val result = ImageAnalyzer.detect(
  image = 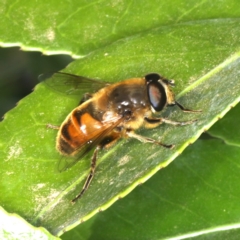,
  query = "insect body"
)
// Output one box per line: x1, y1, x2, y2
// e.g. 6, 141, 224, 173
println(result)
47, 72, 199, 202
